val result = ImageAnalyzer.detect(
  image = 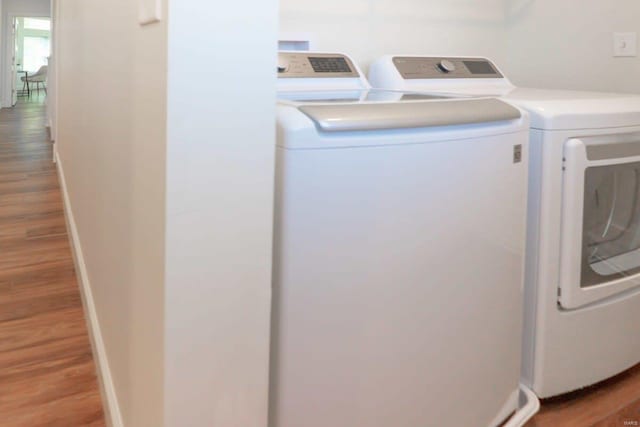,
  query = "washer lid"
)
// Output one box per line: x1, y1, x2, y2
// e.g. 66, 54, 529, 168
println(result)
297, 97, 521, 132
278, 89, 521, 132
